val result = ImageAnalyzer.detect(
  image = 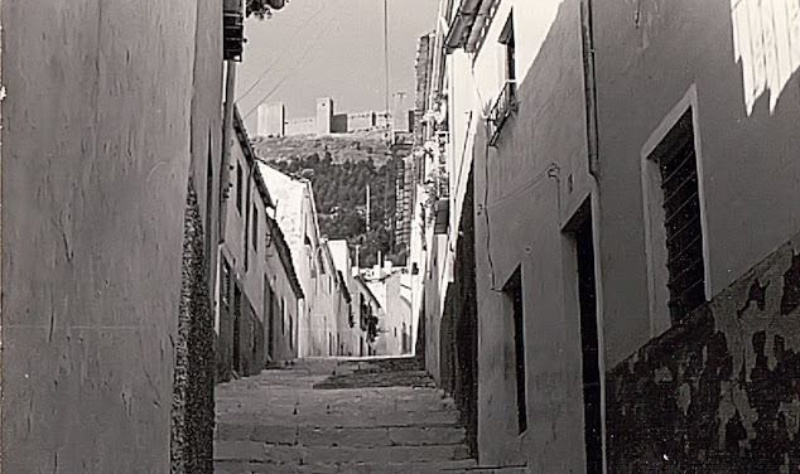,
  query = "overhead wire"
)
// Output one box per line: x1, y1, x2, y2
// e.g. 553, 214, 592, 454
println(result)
235, 2, 329, 104
384, 0, 390, 111
242, 9, 342, 120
